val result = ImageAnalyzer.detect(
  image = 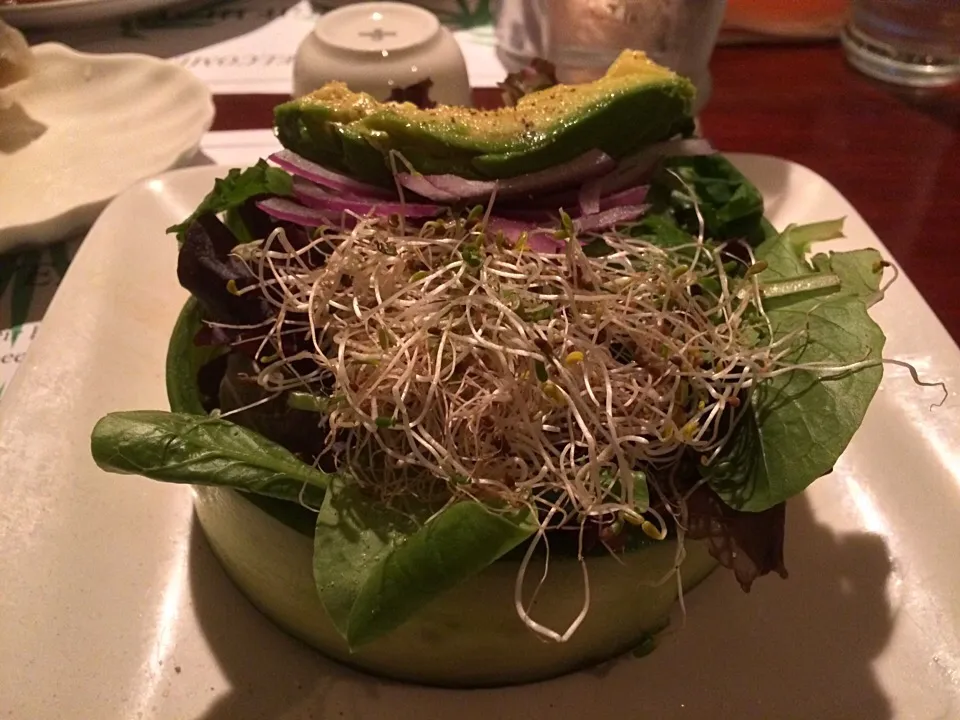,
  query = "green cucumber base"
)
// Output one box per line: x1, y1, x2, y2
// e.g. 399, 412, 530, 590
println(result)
169, 298, 719, 687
